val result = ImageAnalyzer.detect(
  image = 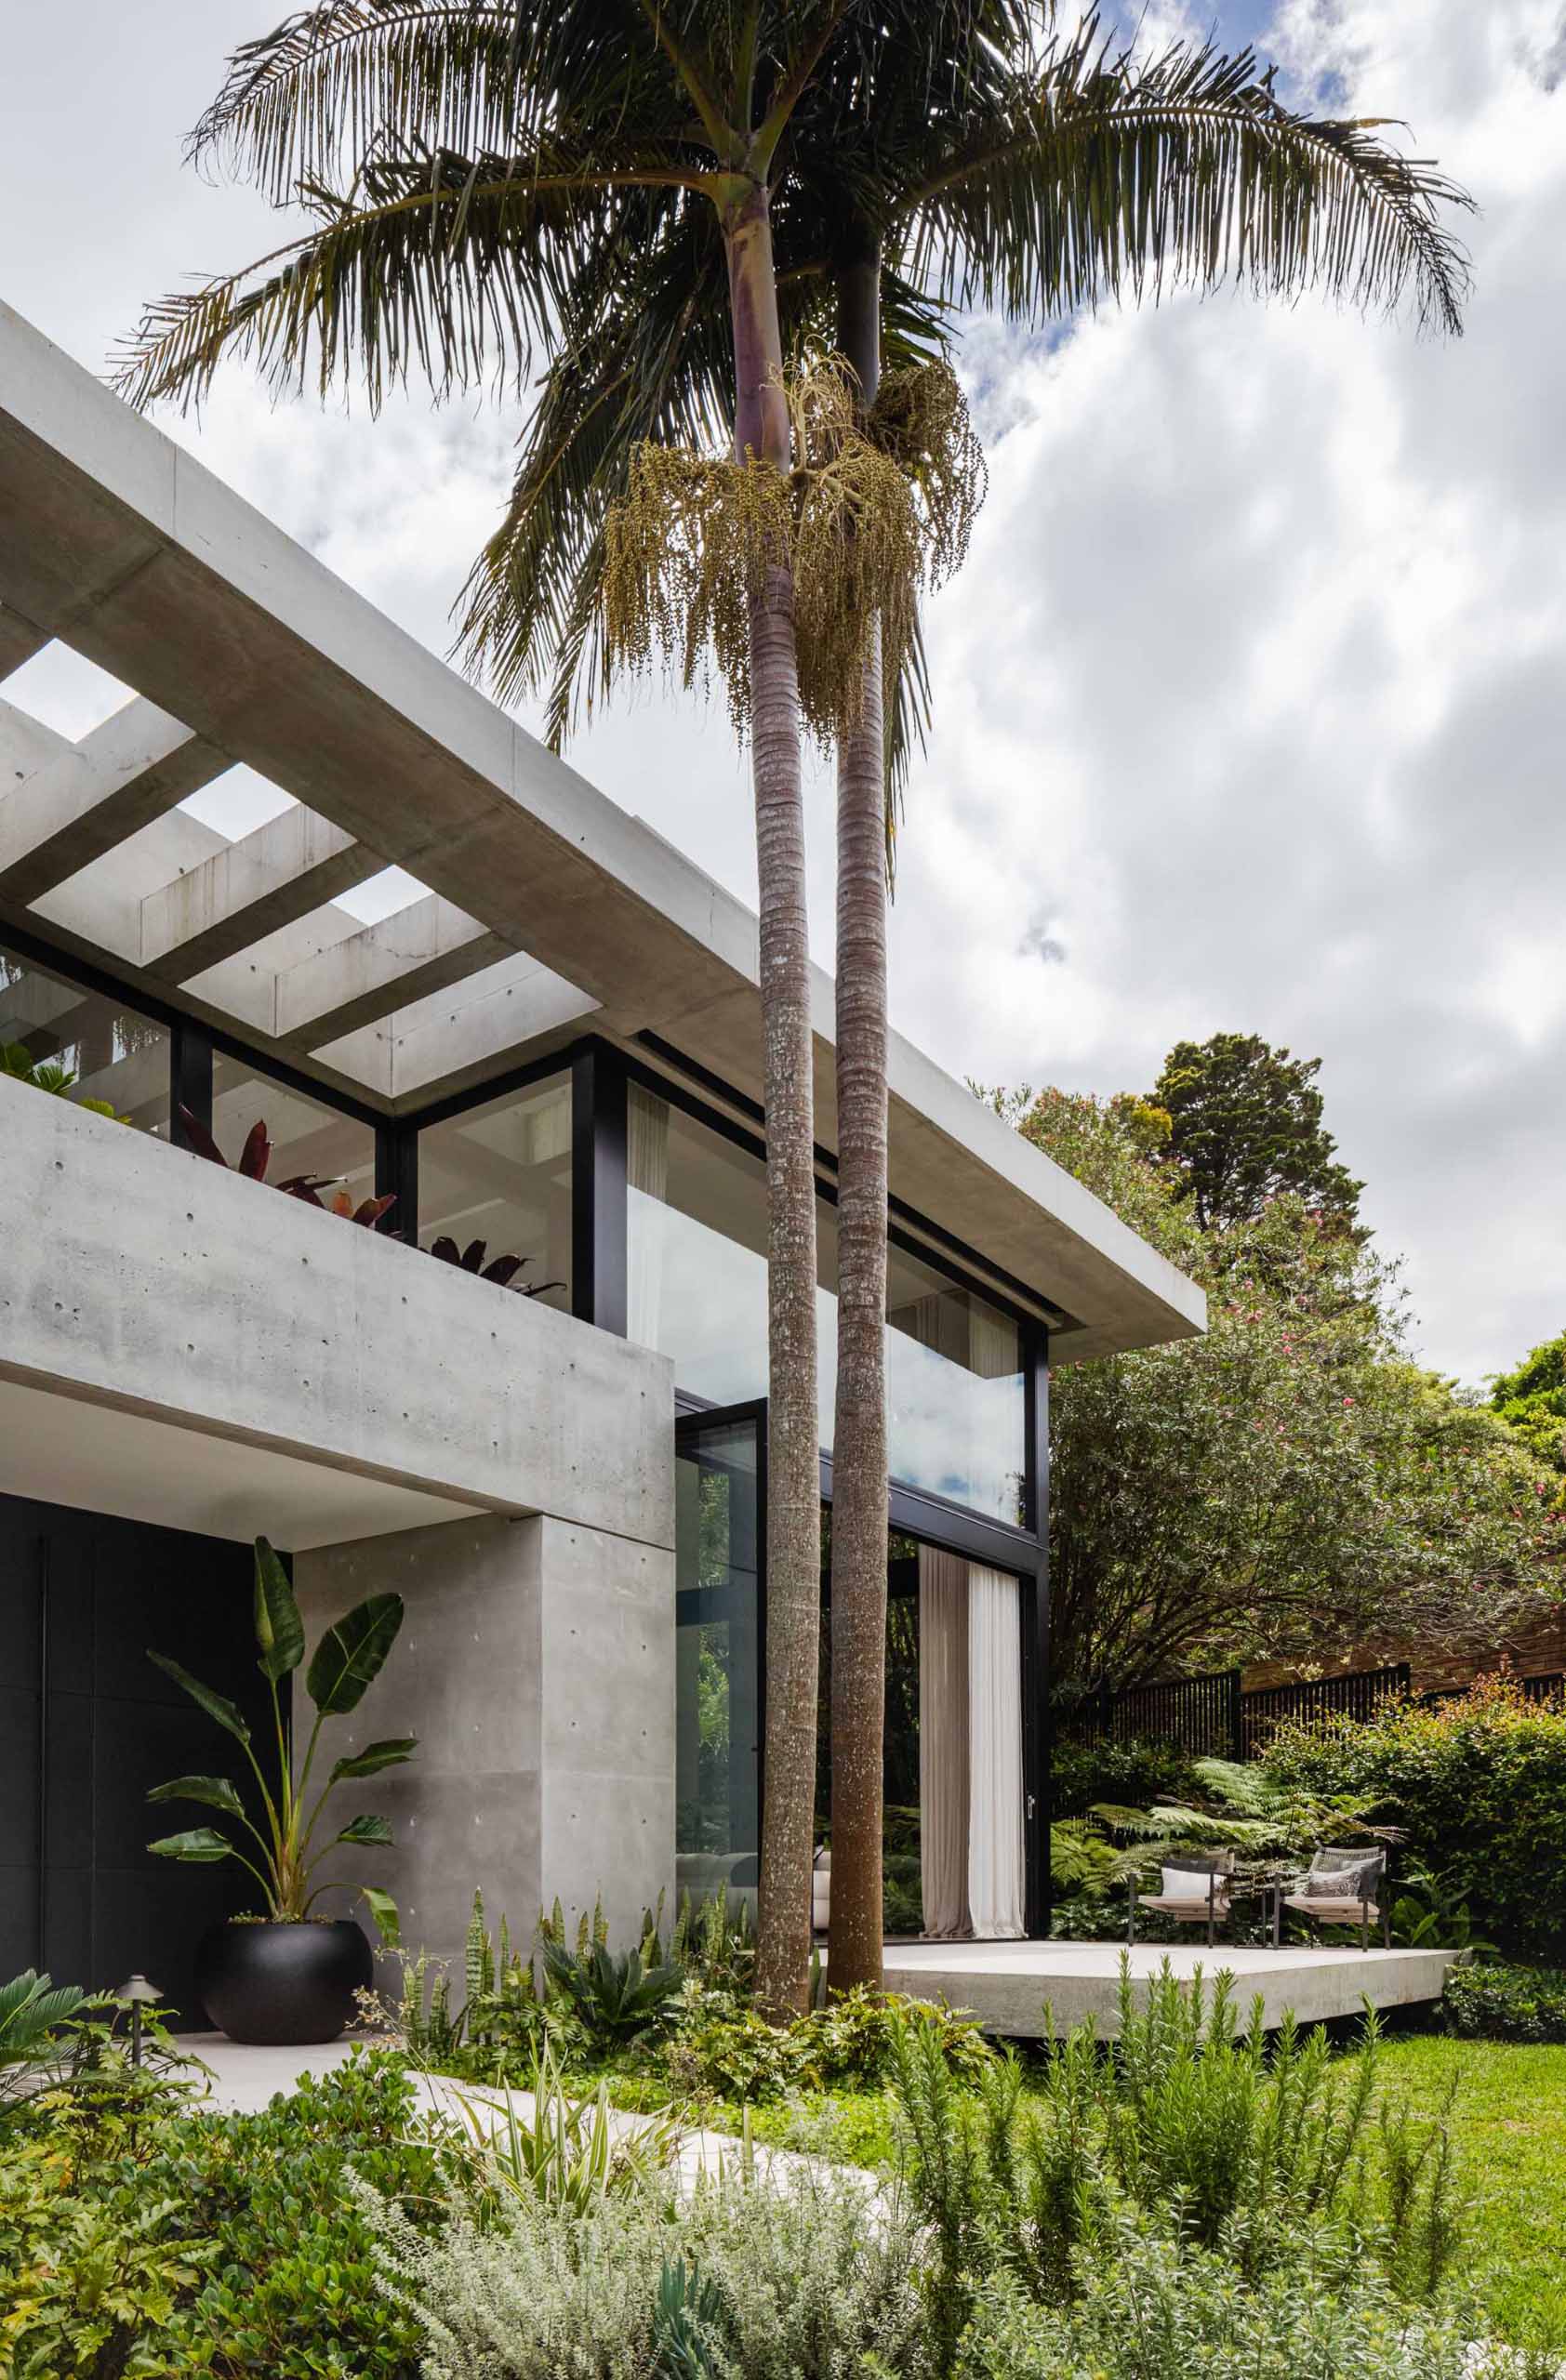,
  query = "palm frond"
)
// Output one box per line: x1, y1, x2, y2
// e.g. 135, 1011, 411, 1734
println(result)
114, 145, 694, 412
190, 3, 522, 198
901, 15, 1472, 337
